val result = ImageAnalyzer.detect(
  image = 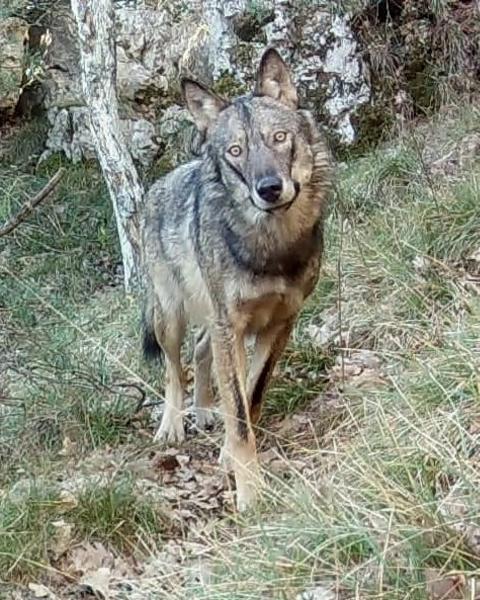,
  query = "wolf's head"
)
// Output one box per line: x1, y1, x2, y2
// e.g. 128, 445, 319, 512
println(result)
182, 49, 328, 216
